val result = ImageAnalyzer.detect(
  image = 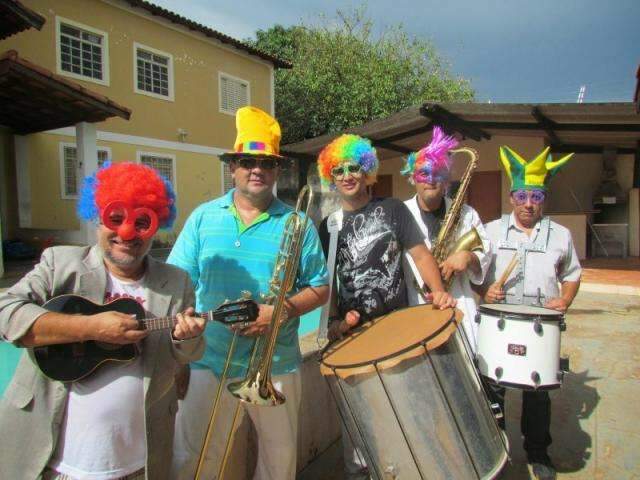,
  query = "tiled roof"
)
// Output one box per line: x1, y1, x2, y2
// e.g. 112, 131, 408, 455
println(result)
123, 0, 292, 69
0, 0, 45, 40
0, 50, 131, 134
